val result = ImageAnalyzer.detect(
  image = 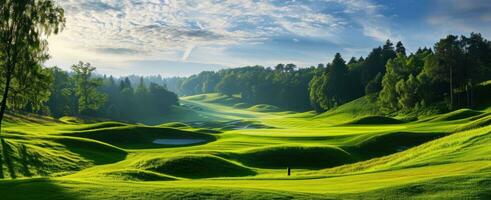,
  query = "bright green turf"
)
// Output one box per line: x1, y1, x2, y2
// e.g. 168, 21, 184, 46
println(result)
0, 93, 490, 199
